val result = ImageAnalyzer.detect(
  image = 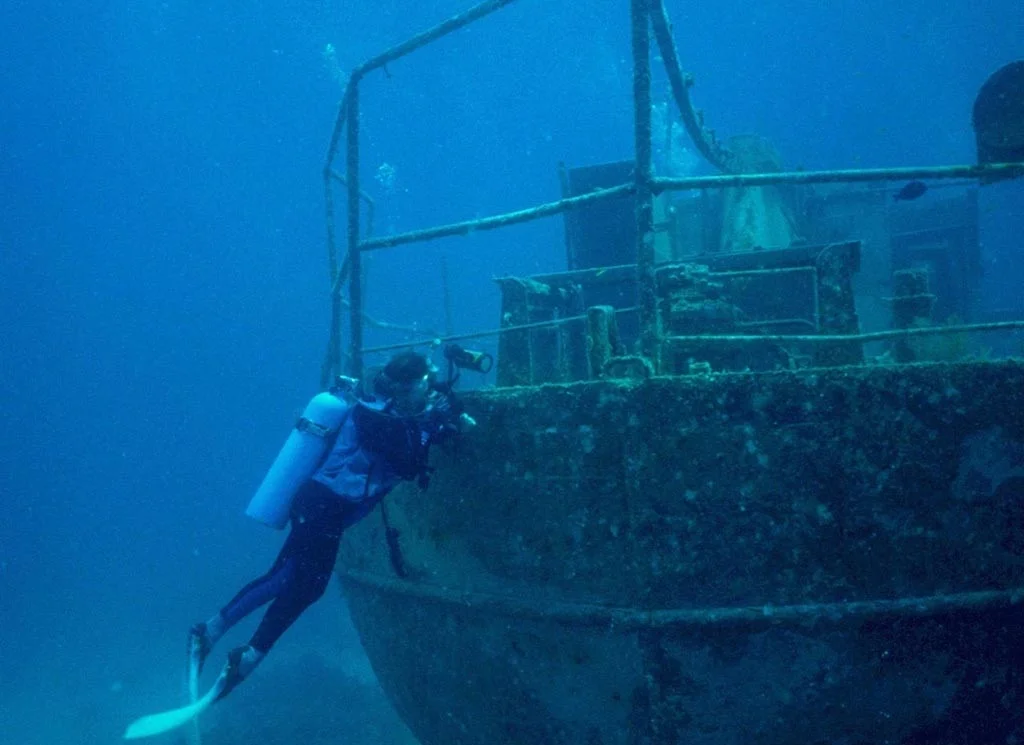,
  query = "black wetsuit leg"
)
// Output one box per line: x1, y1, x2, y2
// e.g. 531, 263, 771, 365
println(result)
217, 481, 350, 653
